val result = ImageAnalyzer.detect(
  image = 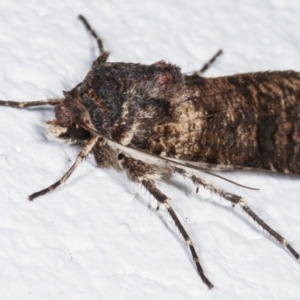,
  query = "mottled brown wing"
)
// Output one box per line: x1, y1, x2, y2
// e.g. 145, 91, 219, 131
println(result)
131, 71, 300, 175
